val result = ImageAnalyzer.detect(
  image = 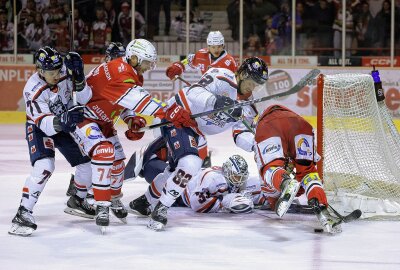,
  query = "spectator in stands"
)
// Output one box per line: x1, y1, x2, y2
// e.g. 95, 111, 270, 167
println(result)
0, 8, 13, 53
17, 0, 36, 33
332, 0, 354, 57
0, 0, 12, 22
227, 0, 252, 41
24, 12, 50, 51
302, 0, 318, 56
374, 0, 391, 54
314, 0, 335, 55
264, 15, 277, 55
90, 5, 111, 50
244, 33, 263, 56
153, 0, 171, 36
251, 0, 278, 45
171, 10, 206, 42
74, 7, 90, 50
354, 1, 374, 55
270, 1, 291, 55
103, 0, 118, 40
118, 1, 145, 46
